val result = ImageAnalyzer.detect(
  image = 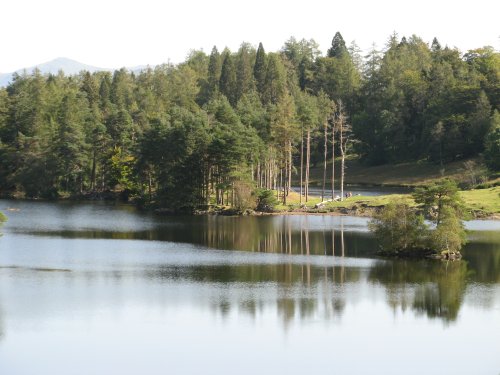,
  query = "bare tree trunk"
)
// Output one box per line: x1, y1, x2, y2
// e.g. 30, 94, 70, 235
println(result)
90, 150, 97, 191
257, 162, 261, 188
340, 145, 345, 201
148, 170, 152, 203
338, 106, 345, 201
300, 128, 304, 205
305, 129, 311, 202
287, 139, 292, 197
331, 124, 335, 200
280, 168, 284, 204
322, 120, 328, 201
